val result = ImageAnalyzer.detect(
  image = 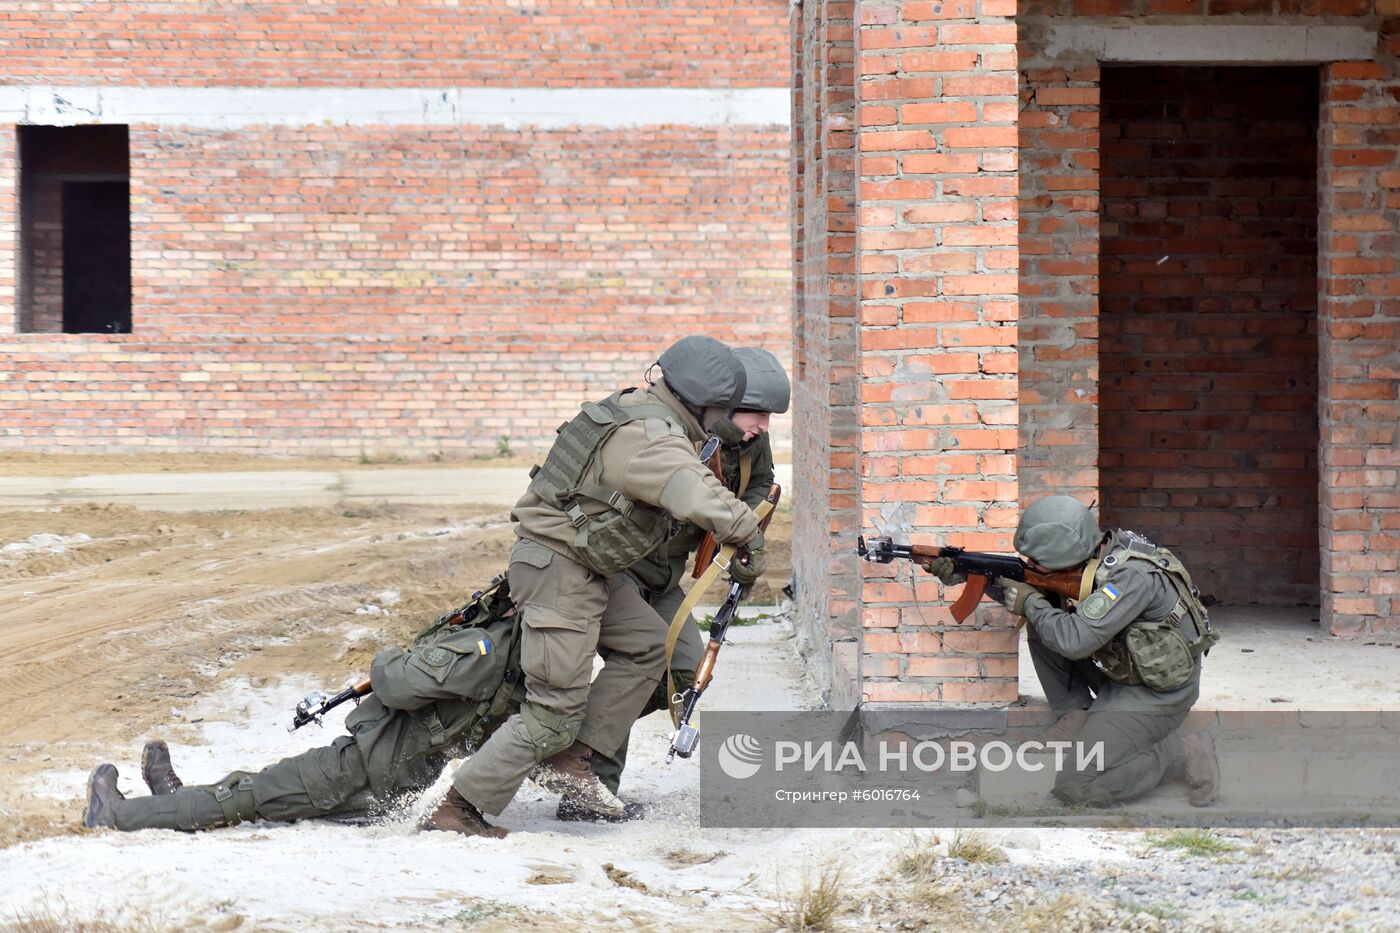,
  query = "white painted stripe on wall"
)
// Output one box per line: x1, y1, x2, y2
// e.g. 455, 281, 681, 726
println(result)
1045, 24, 1377, 64
0, 86, 790, 129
